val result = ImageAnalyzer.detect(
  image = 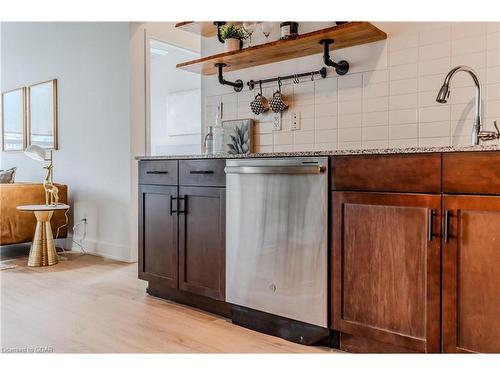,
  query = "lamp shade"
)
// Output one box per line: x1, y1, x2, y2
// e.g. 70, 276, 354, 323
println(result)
24, 145, 47, 162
